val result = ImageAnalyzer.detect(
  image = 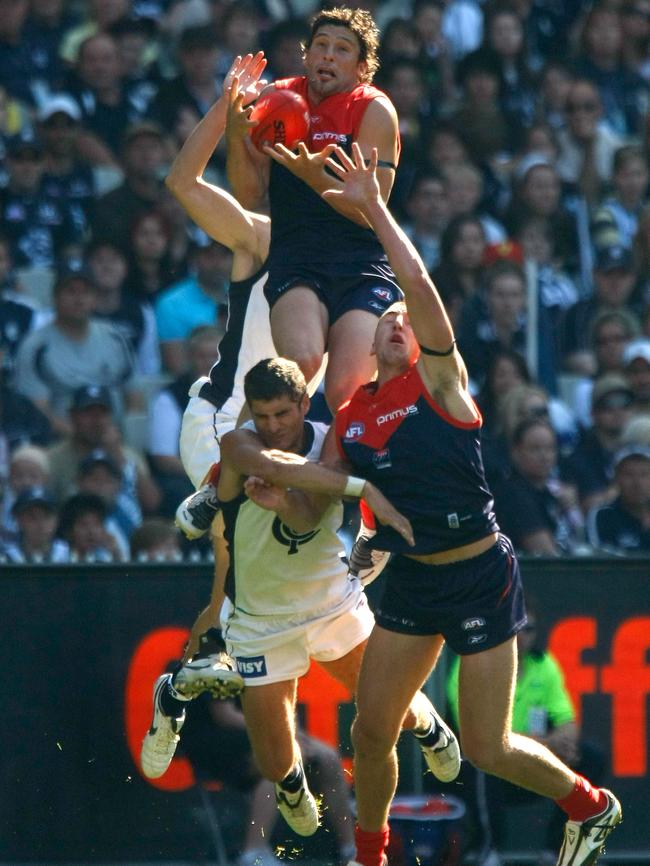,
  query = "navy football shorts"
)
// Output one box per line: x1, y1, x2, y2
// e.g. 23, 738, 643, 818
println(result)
264, 261, 403, 324
374, 534, 527, 654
